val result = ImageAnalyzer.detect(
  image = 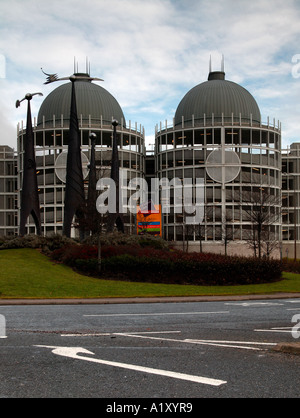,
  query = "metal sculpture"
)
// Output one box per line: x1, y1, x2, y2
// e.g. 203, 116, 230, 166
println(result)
107, 120, 124, 233
86, 132, 100, 235
16, 92, 43, 236
41, 68, 103, 238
